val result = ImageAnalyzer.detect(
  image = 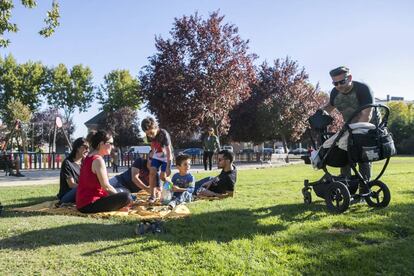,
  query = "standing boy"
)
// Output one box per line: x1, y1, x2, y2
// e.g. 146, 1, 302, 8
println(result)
141, 117, 173, 203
